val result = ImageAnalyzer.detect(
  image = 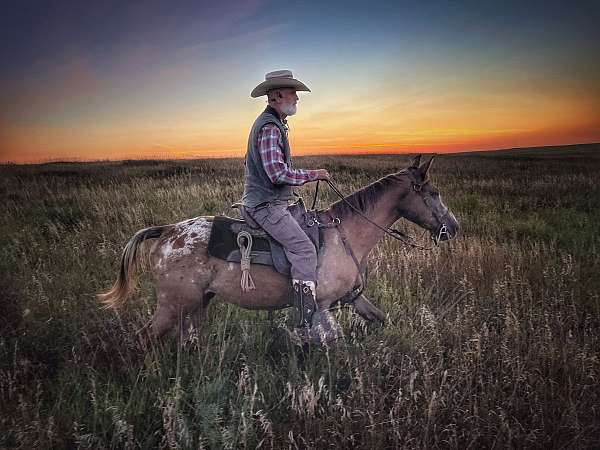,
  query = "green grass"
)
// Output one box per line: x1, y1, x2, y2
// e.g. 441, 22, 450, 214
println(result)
1, 144, 600, 448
